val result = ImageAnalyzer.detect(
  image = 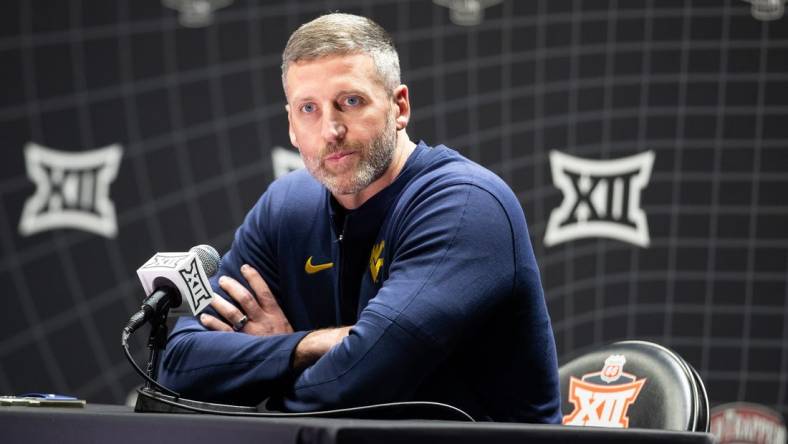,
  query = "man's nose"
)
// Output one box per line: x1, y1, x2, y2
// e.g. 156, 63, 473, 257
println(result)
321, 108, 347, 142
